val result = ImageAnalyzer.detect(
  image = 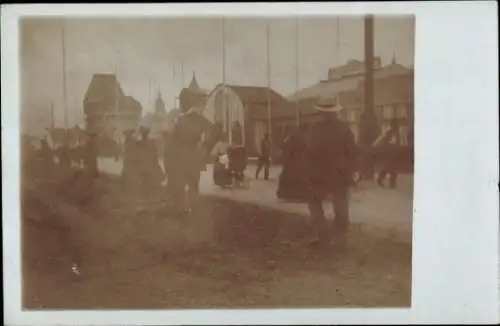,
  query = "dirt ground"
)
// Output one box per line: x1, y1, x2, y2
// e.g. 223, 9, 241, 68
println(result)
22, 176, 412, 309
